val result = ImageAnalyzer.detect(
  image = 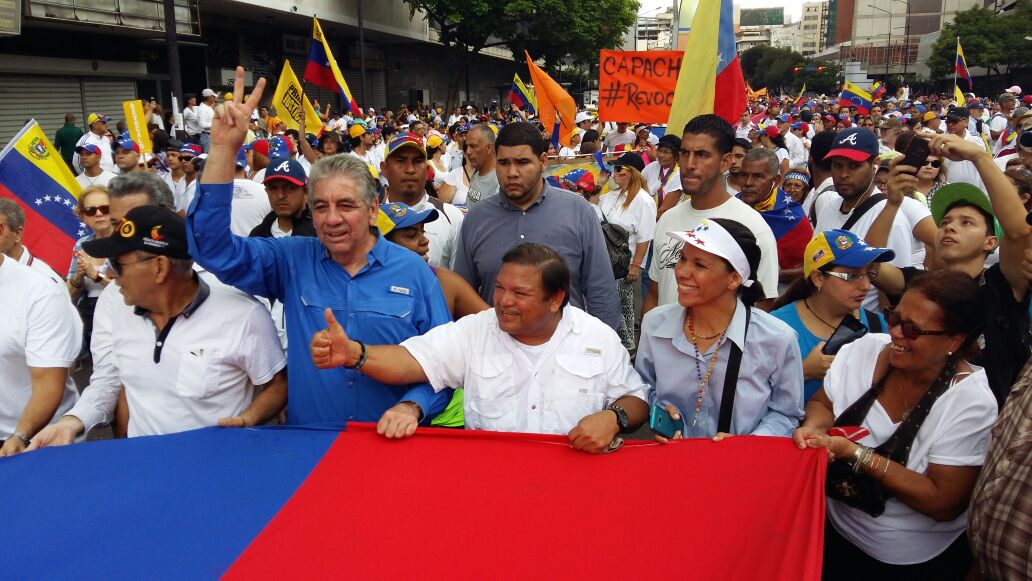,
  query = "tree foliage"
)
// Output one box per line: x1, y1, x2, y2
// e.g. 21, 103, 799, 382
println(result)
927, 0, 1032, 80
740, 45, 841, 94
402, 0, 638, 109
